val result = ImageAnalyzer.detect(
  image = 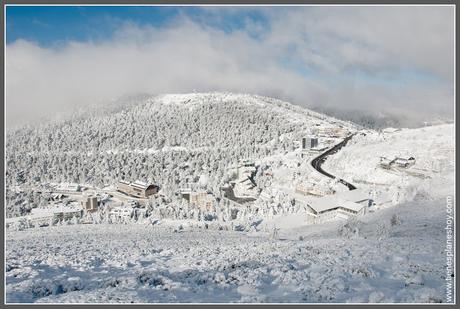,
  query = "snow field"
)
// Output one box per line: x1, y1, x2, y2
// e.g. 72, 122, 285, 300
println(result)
6, 197, 449, 303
